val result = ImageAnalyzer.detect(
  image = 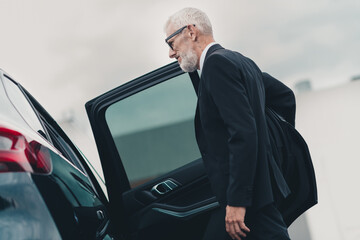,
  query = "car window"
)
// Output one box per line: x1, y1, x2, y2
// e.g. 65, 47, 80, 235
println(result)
3, 76, 47, 136
38, 114, 105, 200
105, 73, 201, 187
44, 120, 86, 173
